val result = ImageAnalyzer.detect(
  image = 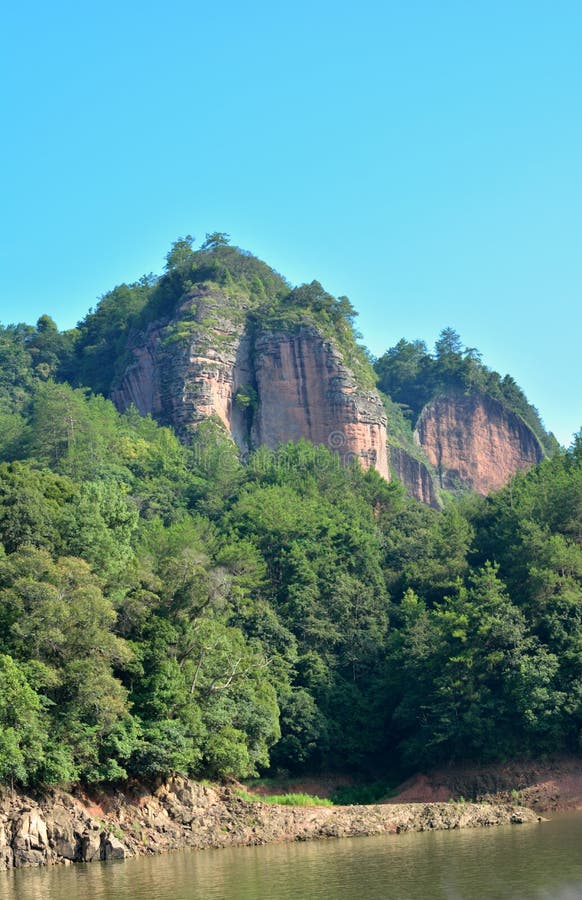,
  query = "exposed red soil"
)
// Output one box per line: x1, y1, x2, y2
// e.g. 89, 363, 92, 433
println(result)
387, 755, 582, 813
243, 756, 582, 814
